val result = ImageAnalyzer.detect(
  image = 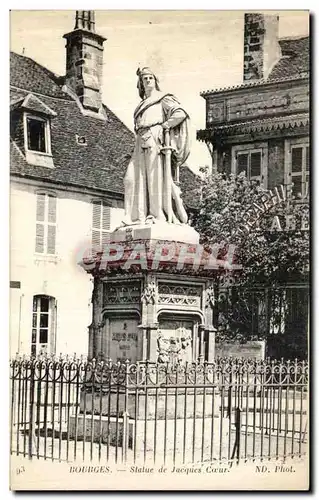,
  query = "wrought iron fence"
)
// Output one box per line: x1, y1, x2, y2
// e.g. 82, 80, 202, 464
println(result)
10, 356, 308, 466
